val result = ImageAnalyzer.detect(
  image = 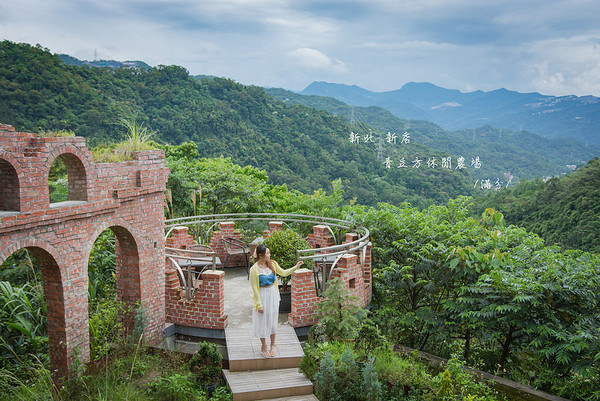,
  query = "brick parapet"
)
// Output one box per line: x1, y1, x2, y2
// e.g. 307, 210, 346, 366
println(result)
289, 248, 372, 328
165, 269, 228, 330
261, 220, 284, 237
208, 221, 245, 267
165, 226, 196, 250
